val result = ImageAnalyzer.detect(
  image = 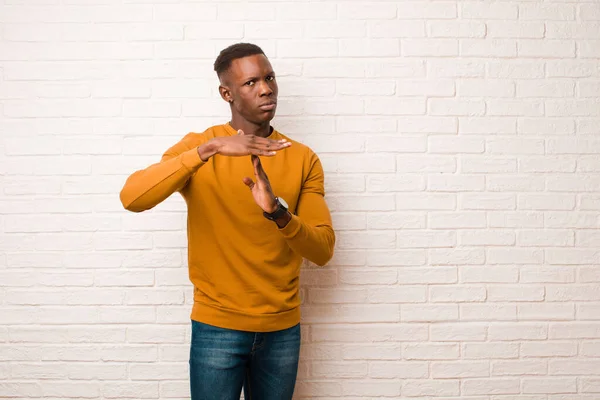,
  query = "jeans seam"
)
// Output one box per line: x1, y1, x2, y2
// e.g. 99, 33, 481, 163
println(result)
245, 366, 253, 400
